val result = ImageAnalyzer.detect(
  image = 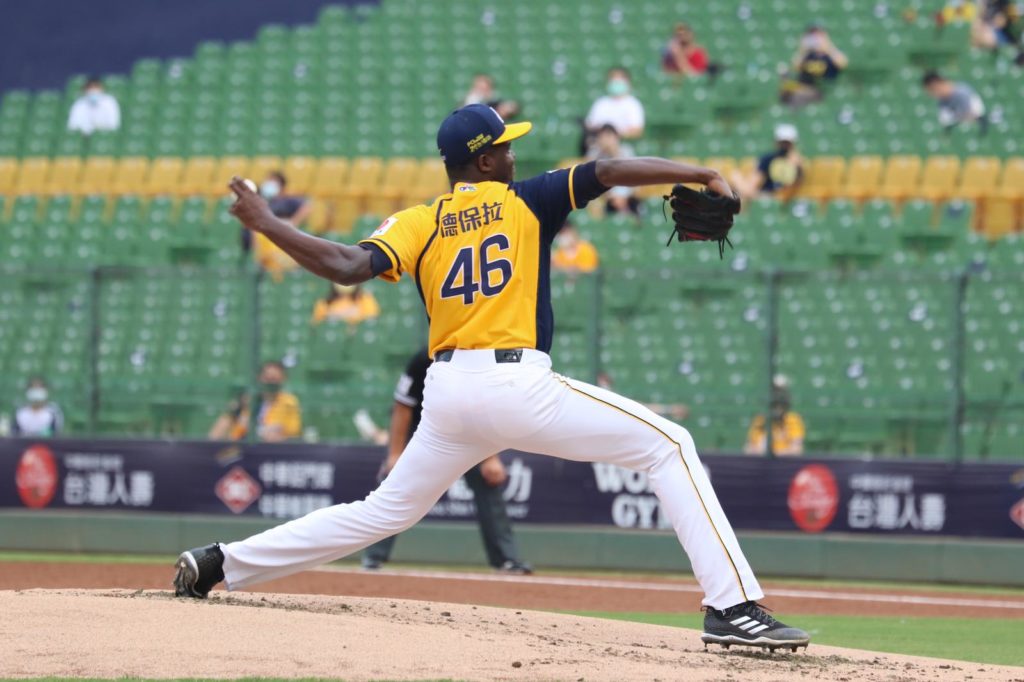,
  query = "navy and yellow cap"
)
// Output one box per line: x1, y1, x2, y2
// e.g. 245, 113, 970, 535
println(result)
436, 104, 532, 166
